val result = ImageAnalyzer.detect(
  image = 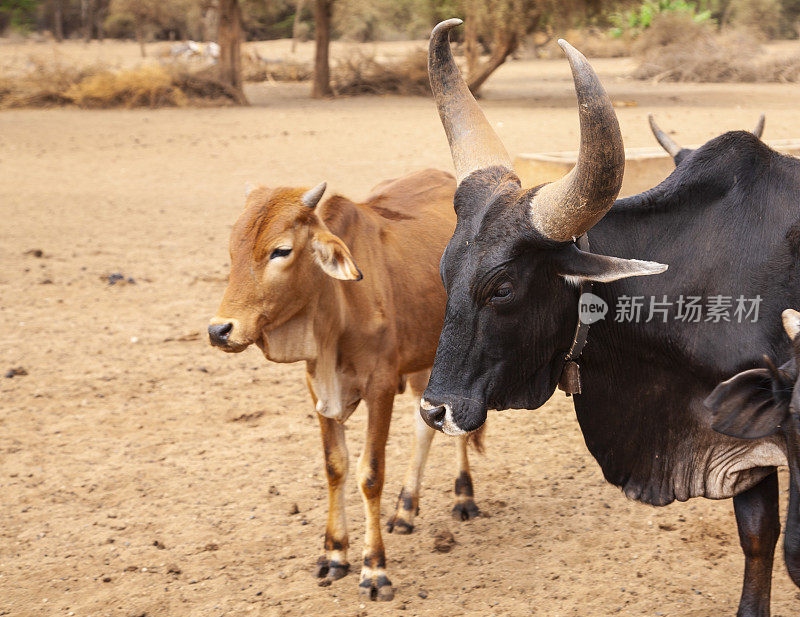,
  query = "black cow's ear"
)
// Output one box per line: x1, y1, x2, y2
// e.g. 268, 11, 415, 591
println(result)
705, 368, 789, 439
555, 246, 667, 284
